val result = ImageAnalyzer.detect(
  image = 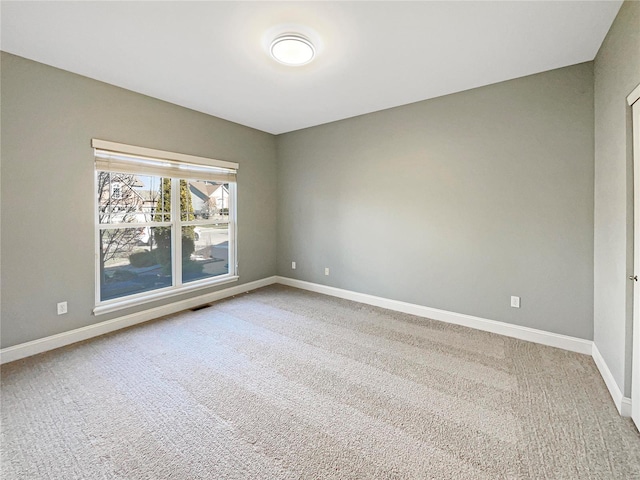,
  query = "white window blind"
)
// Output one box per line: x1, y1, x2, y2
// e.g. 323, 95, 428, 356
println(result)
92, 139, 237, 183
